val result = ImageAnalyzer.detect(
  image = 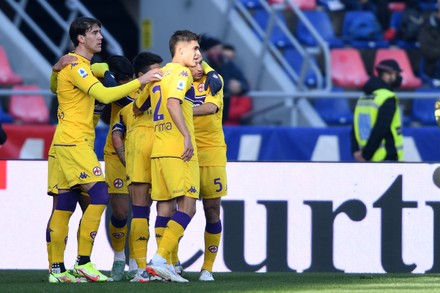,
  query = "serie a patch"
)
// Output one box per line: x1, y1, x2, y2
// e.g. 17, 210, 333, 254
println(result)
77, 68, 88, 78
